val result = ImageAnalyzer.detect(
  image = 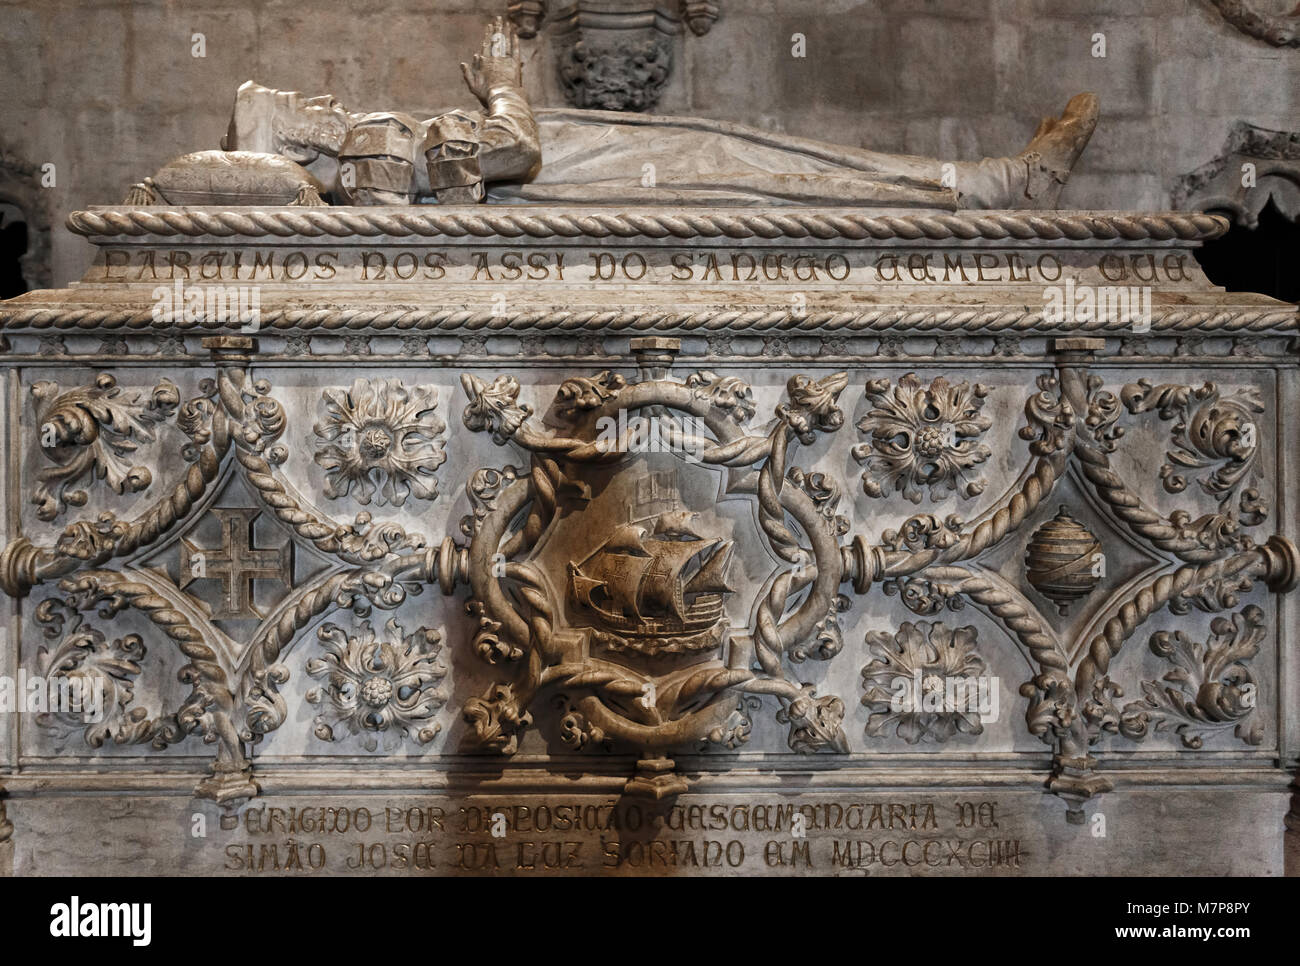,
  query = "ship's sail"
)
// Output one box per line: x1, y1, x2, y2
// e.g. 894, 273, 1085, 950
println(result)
572, 551, 652, 621
640, 538, 718, 620
570, 503, 734, 639
605, 524, 651, 555
684, 540, 734, 596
